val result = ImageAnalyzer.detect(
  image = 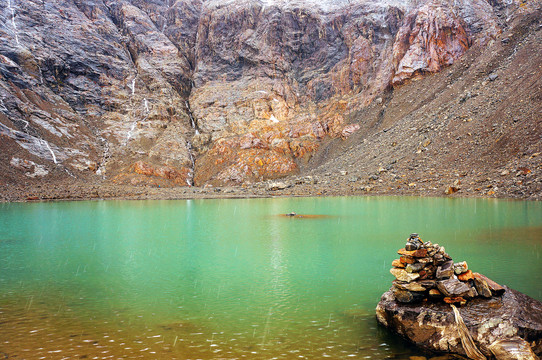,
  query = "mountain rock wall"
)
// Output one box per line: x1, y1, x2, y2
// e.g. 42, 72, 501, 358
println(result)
0, 0, 530, 188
